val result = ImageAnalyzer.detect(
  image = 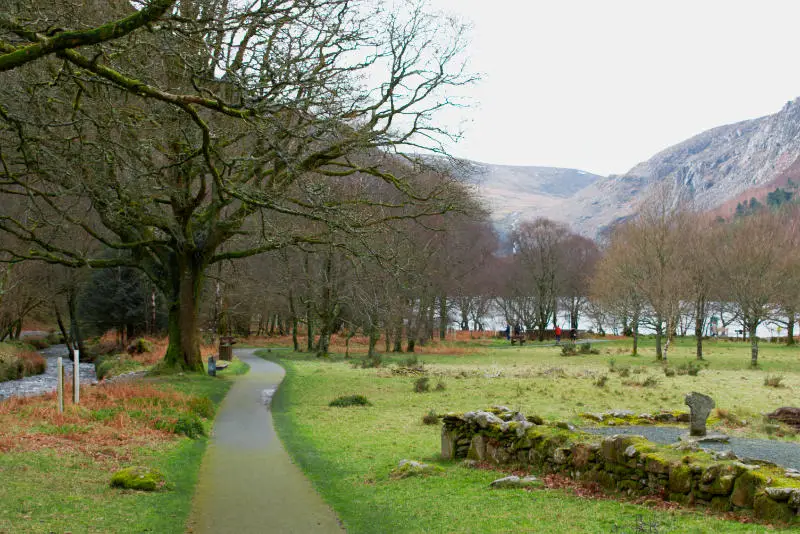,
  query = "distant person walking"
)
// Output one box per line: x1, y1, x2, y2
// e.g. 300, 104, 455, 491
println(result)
504, 324, 511, 340
554, 325, 562, 344
570, 328, 577, 342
